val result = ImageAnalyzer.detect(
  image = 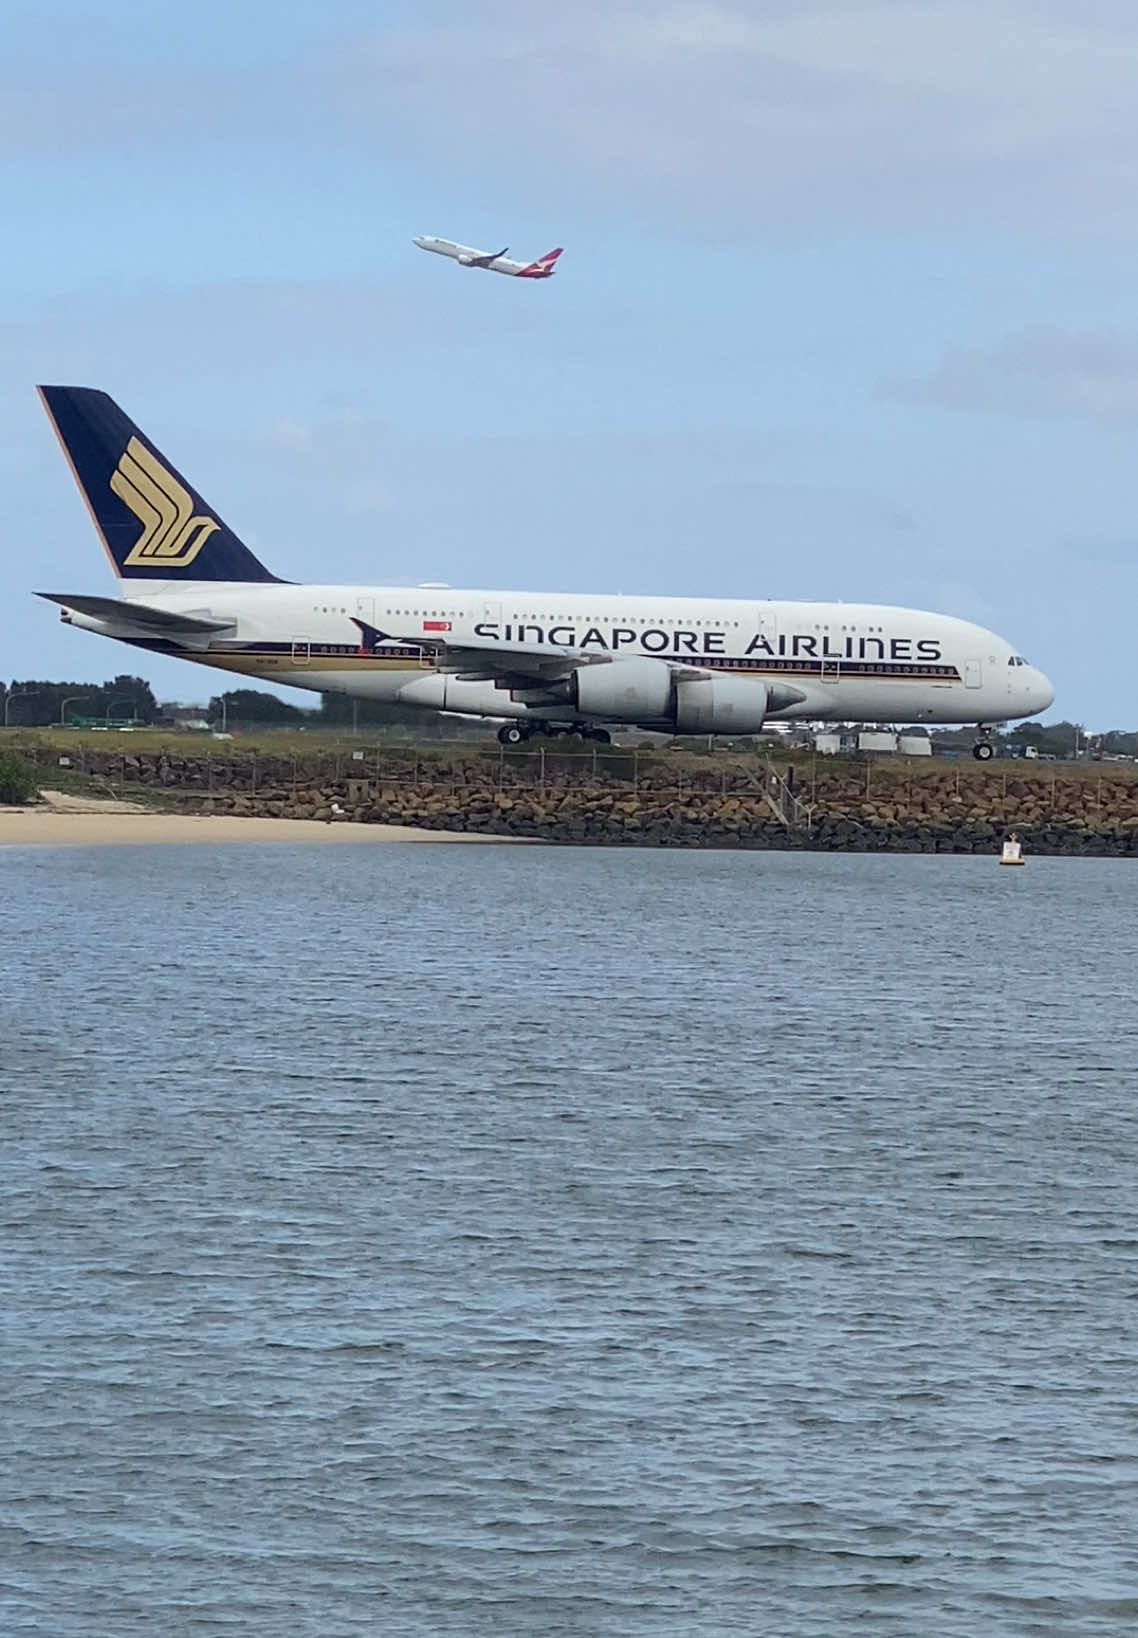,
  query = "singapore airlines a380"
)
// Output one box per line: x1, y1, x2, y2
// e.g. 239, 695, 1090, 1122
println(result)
36, 387, 1053, 756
